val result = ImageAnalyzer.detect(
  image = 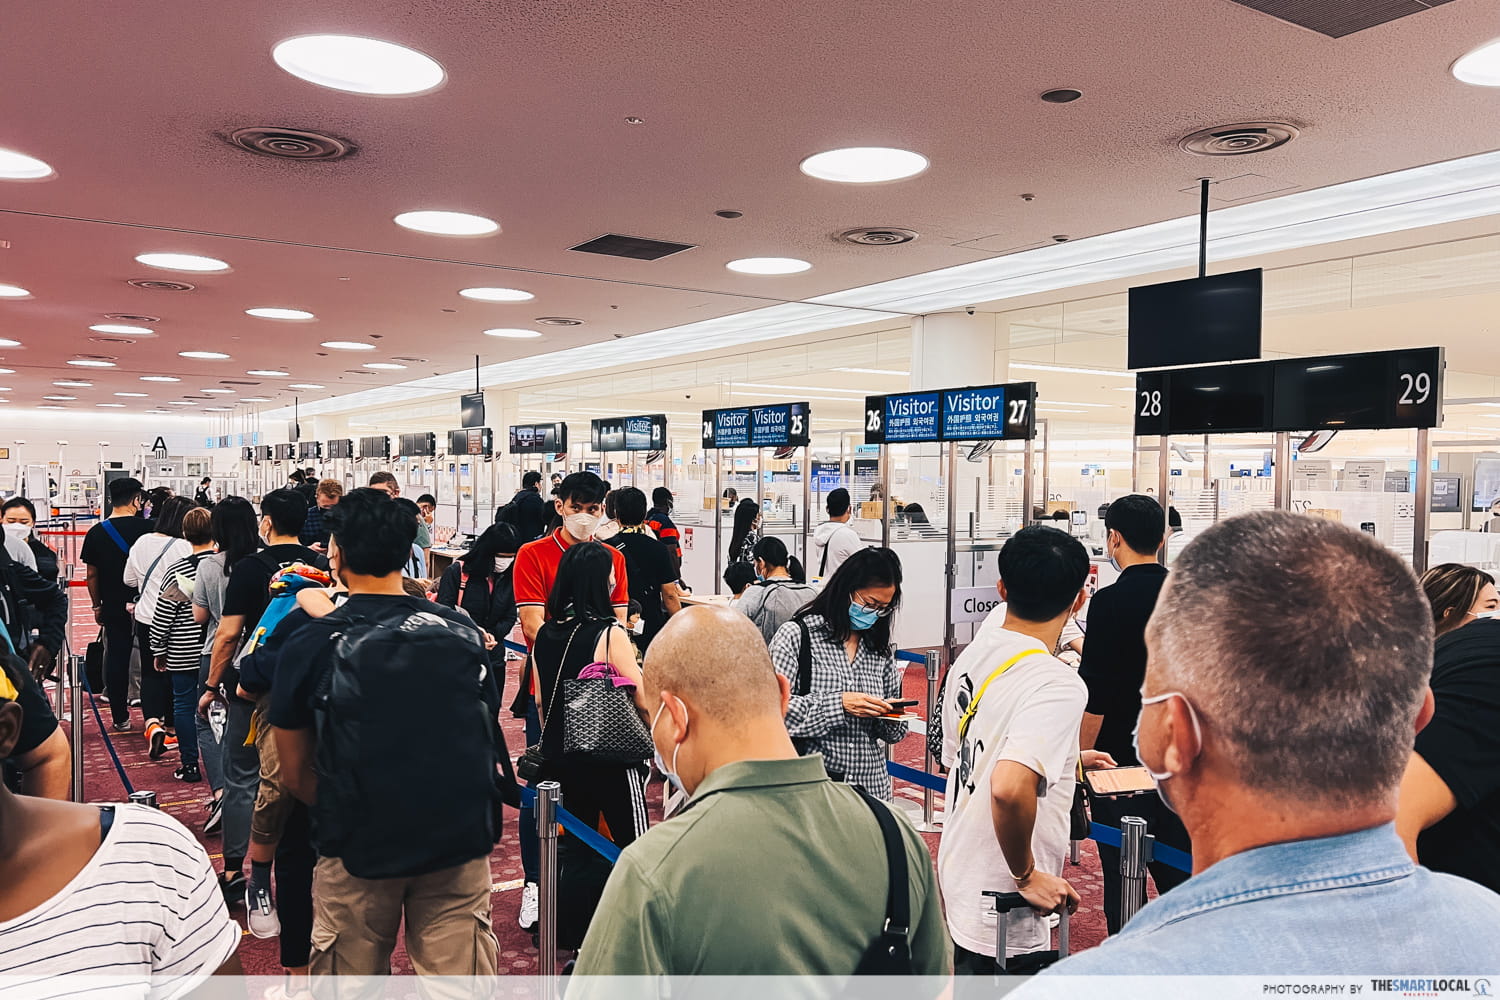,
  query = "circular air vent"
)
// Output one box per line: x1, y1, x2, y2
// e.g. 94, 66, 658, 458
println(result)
839, 227, 919, 246
535, 317, 583, 327
391, 356, 428, 363
227, 127, 355, 161
90, 336, 137, 345
126, 278, 195, 292
76, 354, 118, 362
1179, 122, 1299, 156
103, 312, 159, 323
